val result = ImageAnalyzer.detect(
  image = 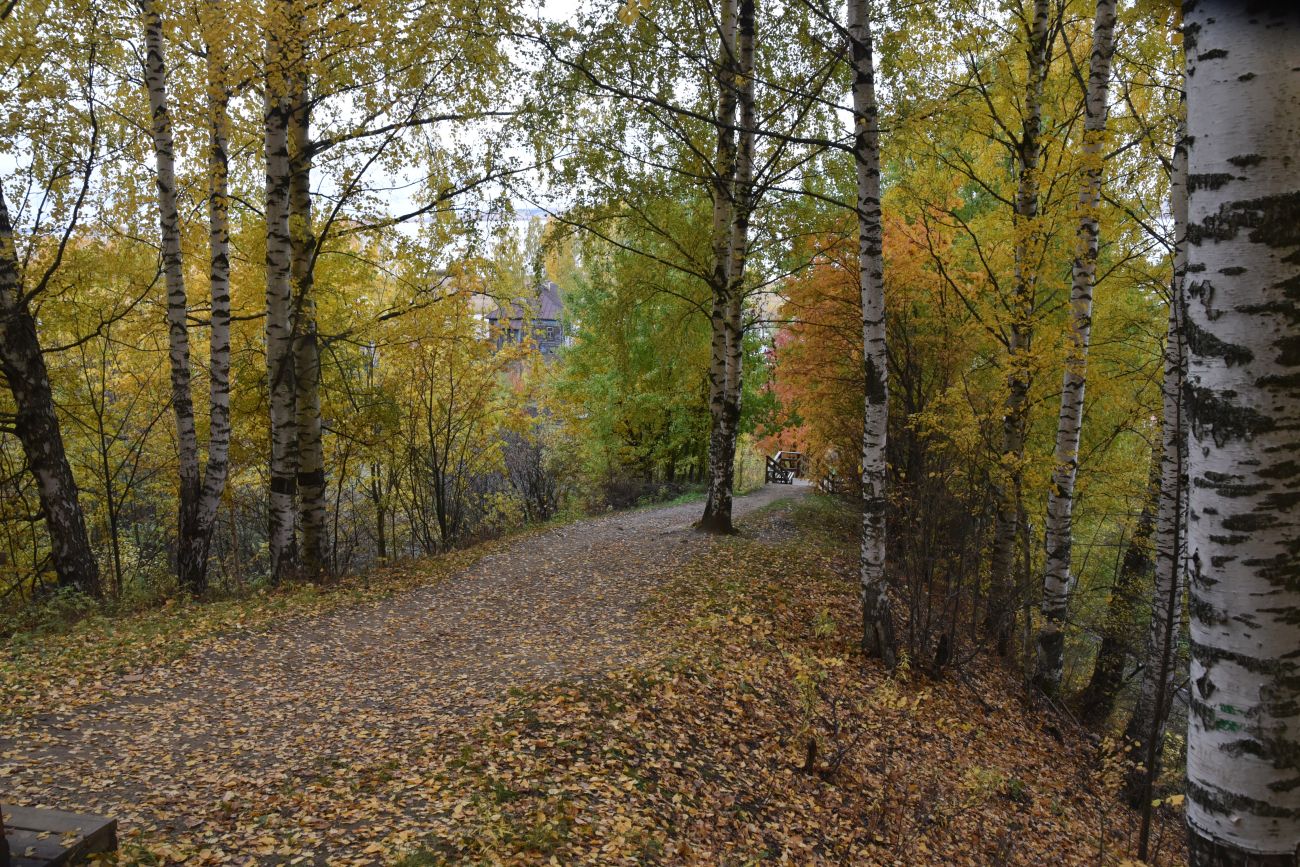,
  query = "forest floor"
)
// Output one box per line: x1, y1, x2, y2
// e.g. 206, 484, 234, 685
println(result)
1, 486, 1184, 866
